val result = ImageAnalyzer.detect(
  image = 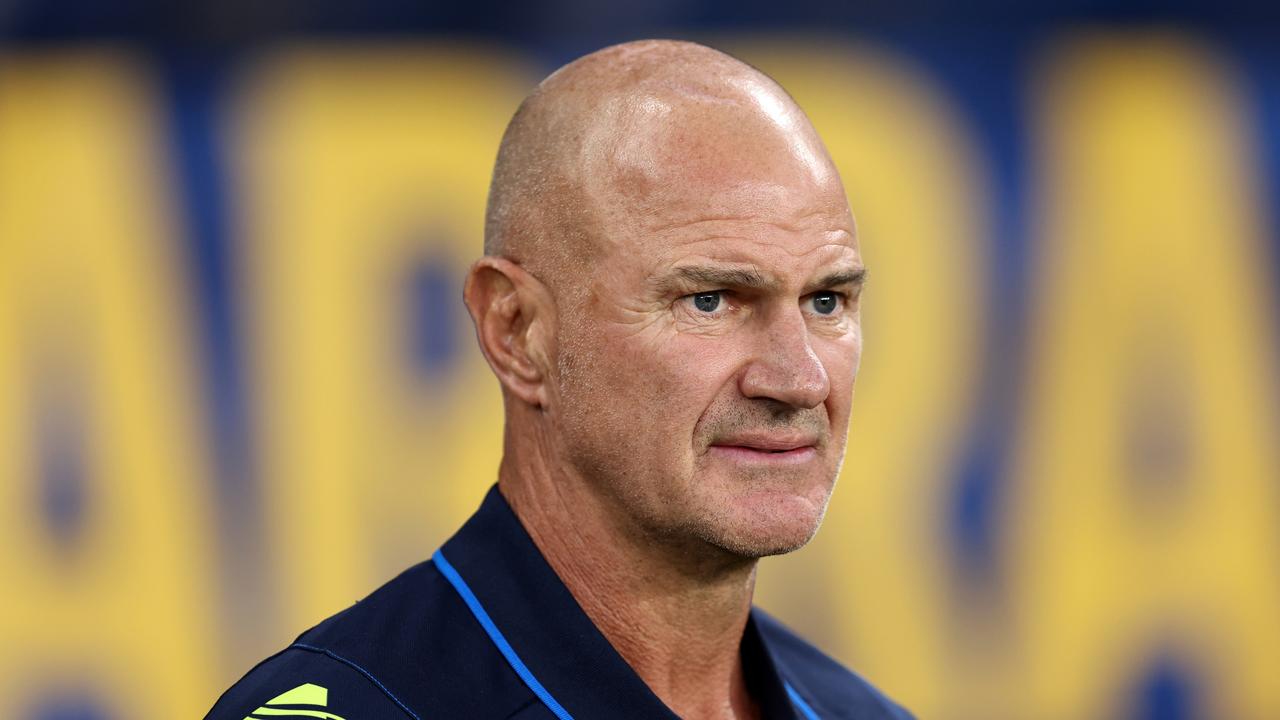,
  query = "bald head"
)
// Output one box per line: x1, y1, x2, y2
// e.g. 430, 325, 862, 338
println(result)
483, 40, 843, 286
